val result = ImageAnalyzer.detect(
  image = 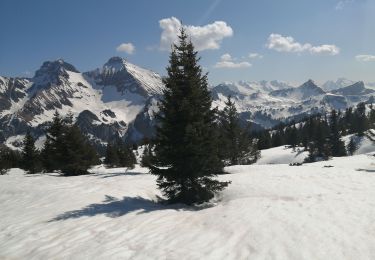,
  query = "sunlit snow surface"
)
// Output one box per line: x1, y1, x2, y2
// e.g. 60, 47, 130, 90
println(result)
1, 149, 375, 259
